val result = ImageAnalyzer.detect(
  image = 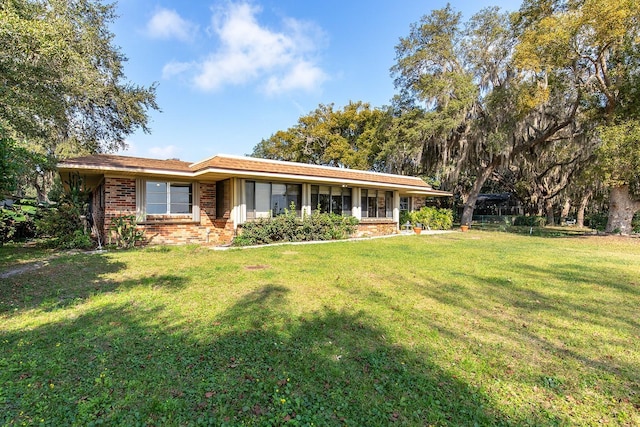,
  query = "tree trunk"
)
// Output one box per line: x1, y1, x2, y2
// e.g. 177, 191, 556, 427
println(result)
605, 185, 640, 234
460, 163, 496, 226
561, 198, 571, 223
576, 189, 592, 228
545, 199, 555, 226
